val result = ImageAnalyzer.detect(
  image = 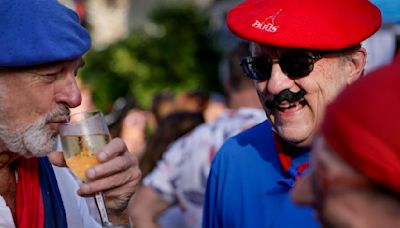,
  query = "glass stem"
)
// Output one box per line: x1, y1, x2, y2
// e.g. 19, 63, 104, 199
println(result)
95, 192, 113, 227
